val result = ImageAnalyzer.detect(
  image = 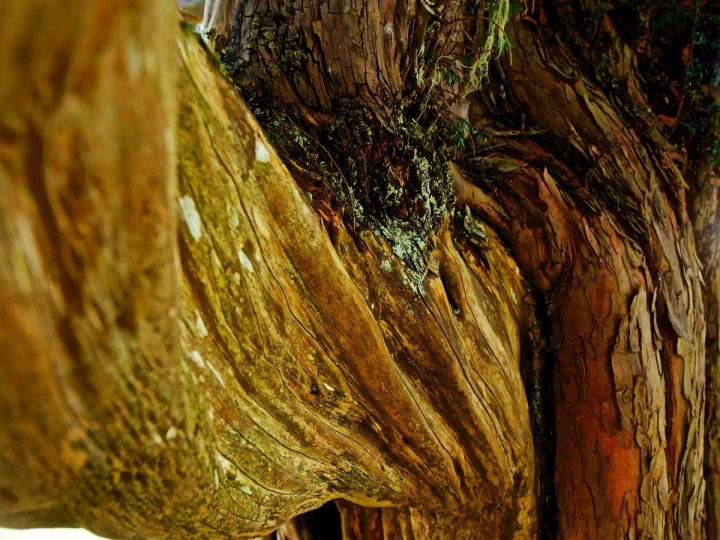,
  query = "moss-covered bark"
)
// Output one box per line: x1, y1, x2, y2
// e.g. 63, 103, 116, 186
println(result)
1, 0, 718, 539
